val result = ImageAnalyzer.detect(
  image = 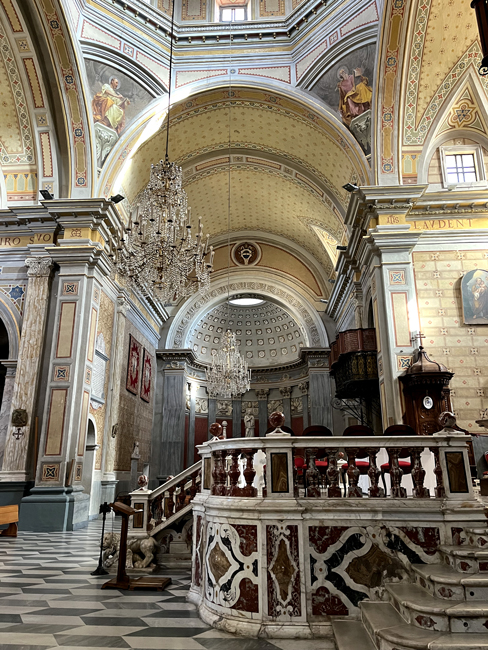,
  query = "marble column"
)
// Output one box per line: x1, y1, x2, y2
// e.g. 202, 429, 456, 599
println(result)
309, 369, 333, 429
102, 296, 129, 500
0, 361, 17, 471
232, 399, 242, 438
280, 387, 292, 427
256, 389, 269, 436
188, 386, 196, 462
208, 398, 217, 434
299, 381, 309, 430
1, 257, 52, 481
161, 369, 187, 477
